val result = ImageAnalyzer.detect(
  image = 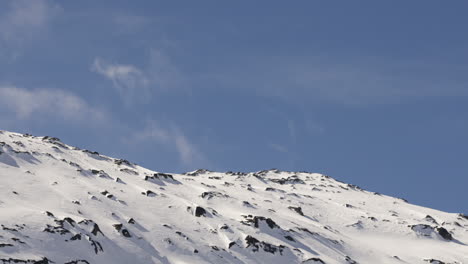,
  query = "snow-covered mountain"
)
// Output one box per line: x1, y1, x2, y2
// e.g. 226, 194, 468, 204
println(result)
0, 130, 466, 264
